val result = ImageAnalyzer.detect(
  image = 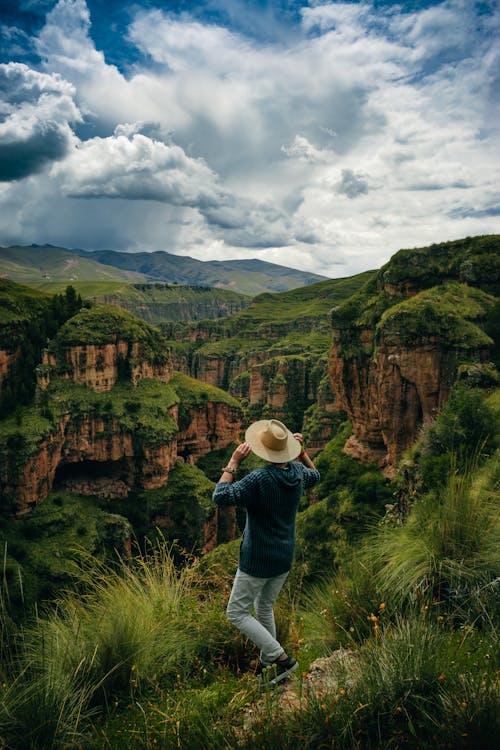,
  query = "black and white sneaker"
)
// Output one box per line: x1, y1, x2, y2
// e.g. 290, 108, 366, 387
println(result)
258, 656, 298, 687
